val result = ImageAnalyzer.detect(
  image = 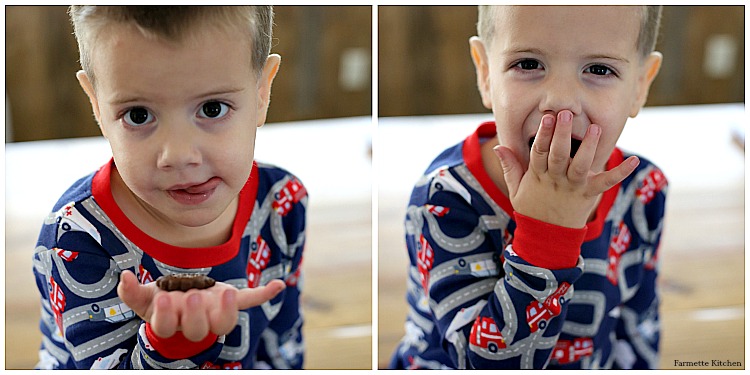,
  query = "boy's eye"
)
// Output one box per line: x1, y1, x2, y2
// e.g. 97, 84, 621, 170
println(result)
586, 65, 614, 76
199, 102, 229, 119
516, 60, 541, 70
123, 107, 153, 126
